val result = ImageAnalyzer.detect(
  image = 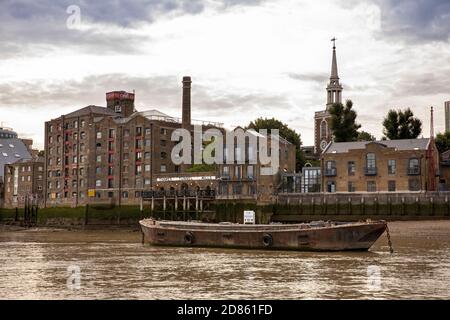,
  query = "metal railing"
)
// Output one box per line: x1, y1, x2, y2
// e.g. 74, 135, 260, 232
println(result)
142, 189, 216, 199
